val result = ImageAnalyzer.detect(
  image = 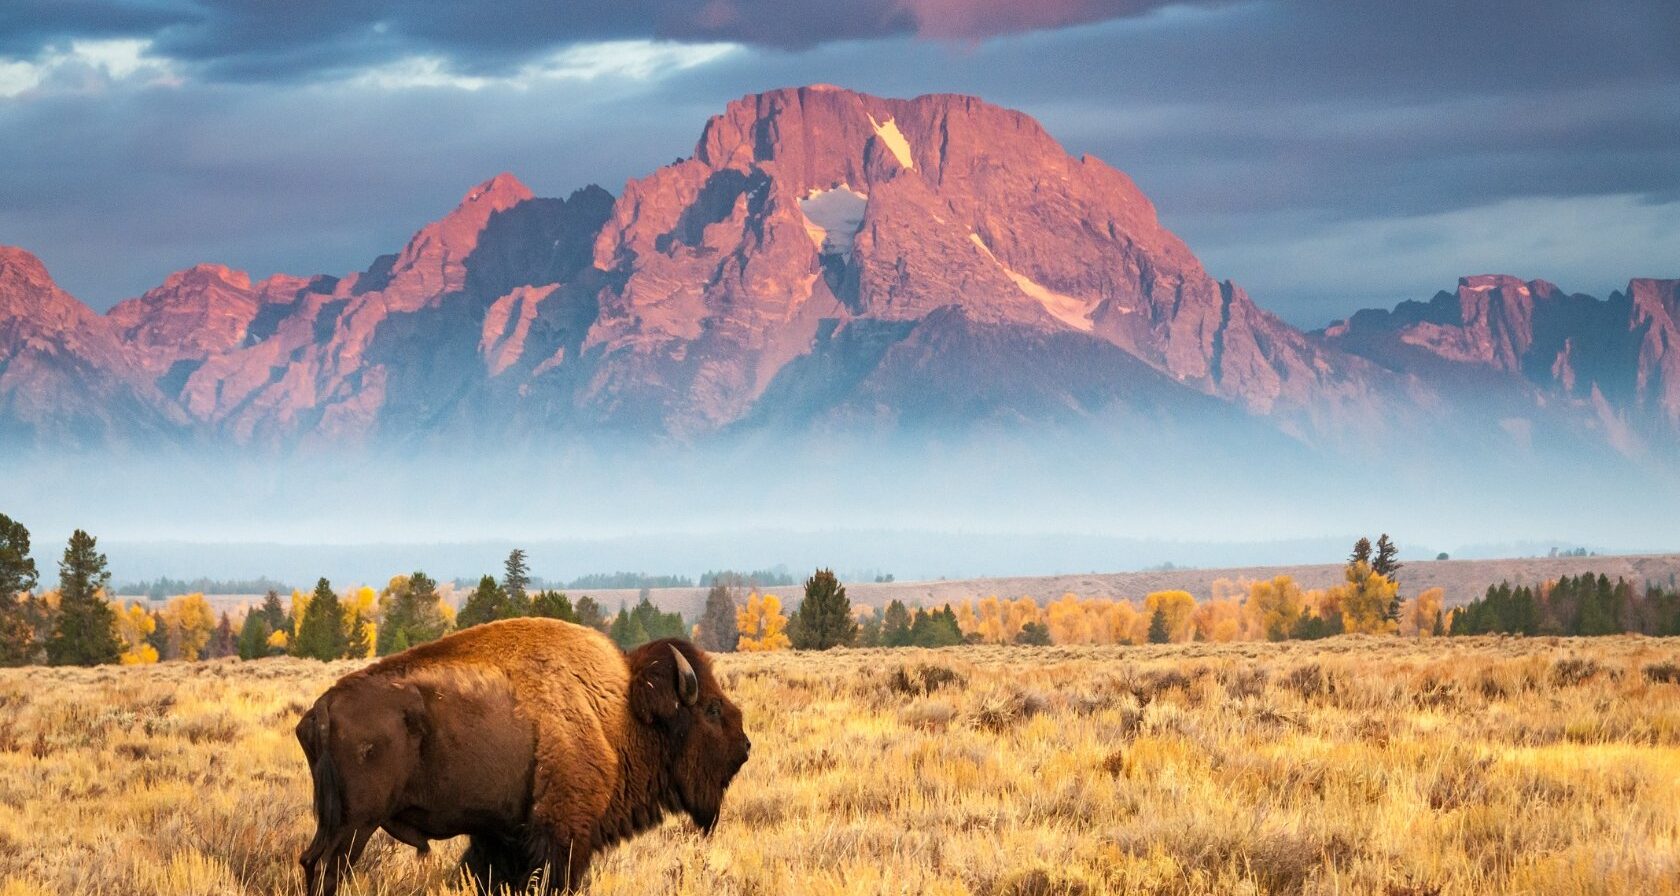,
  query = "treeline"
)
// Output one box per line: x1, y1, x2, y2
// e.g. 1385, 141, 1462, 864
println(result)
565, 572, 694, 590
700, 567, 795, 587
1448, 574, 1680, 637
114, 576, 292, 599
